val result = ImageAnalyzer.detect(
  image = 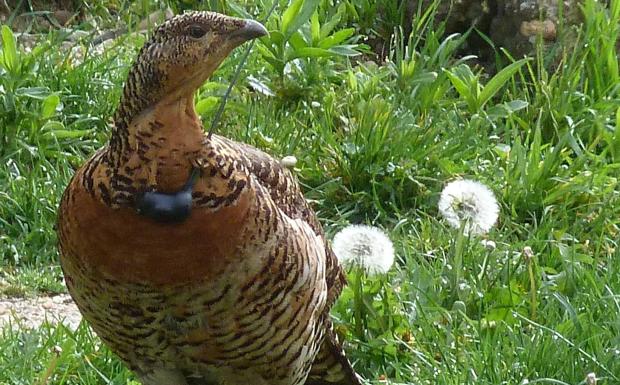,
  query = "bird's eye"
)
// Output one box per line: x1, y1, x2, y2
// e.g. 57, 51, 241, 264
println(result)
187, 25, 207, 39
